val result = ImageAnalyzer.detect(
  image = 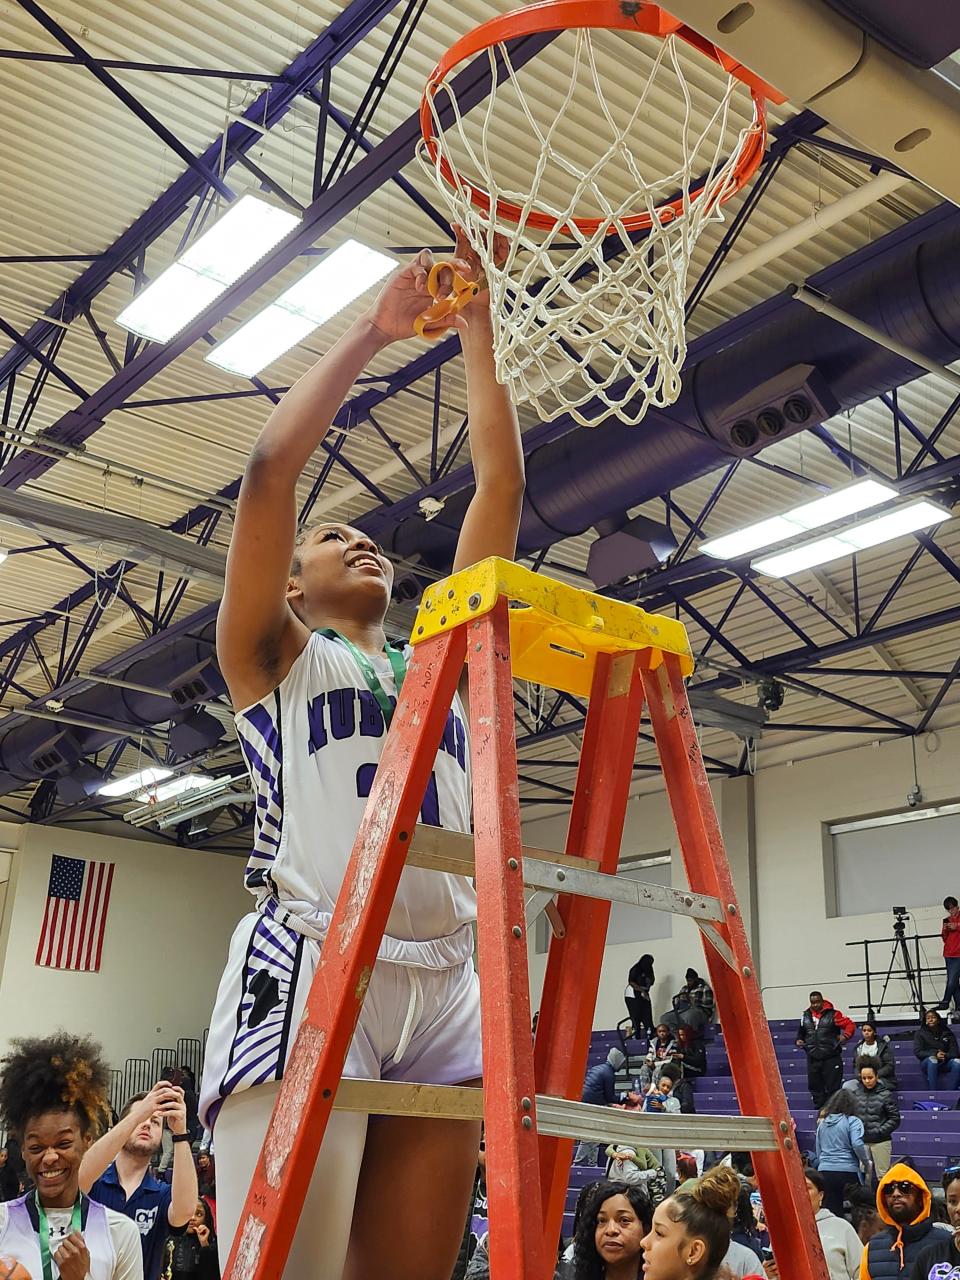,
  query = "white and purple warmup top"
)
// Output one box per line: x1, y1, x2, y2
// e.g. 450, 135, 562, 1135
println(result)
199, 630, 474, 1128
